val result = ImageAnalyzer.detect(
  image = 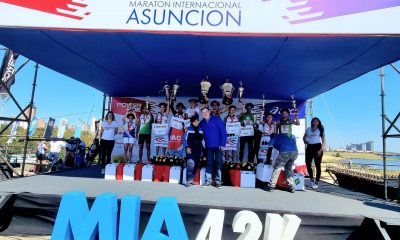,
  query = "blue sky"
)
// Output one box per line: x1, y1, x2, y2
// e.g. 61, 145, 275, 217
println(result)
2, 53, 400, 152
